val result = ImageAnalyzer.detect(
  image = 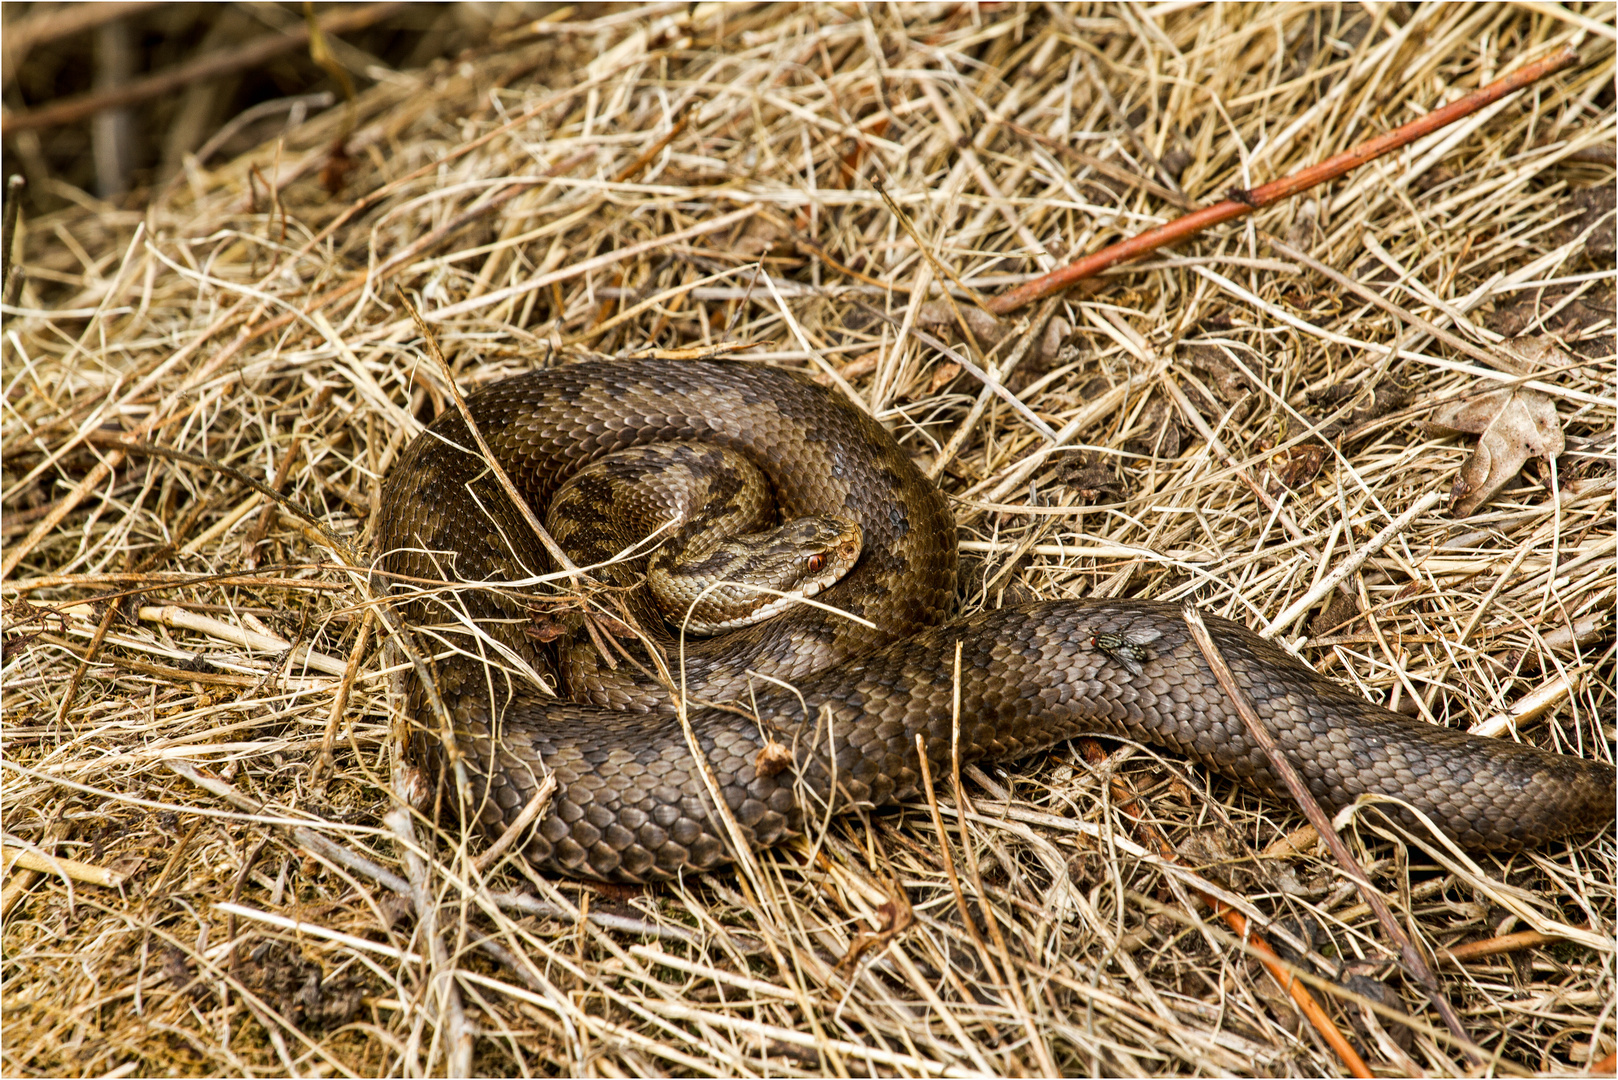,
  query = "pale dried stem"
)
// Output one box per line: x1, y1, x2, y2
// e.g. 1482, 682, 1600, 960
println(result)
2, 5, 1611, 1077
